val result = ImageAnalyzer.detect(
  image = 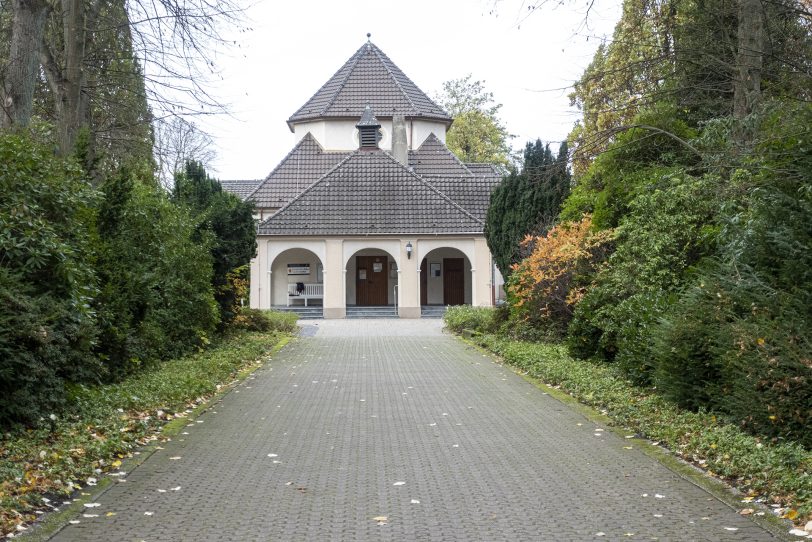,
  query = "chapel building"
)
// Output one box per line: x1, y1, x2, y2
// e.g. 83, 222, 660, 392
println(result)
223, 39, 504, 318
